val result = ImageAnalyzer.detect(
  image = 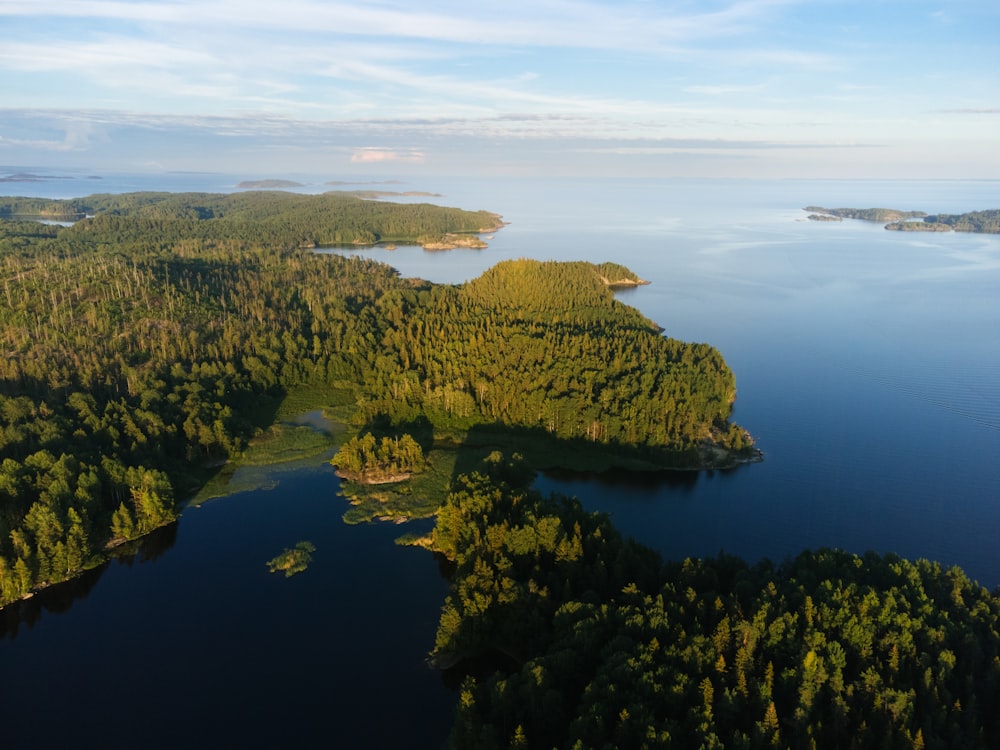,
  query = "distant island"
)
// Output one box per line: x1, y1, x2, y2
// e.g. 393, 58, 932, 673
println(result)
232, 182, 445, 200
804, 206, 927, 222
805, 206, 1000, 233
885, 209, 1000, 233
336, 190, 444, 200
0, 172, 72, 183
326, 179, 404, 186
236, 179, 304, 189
